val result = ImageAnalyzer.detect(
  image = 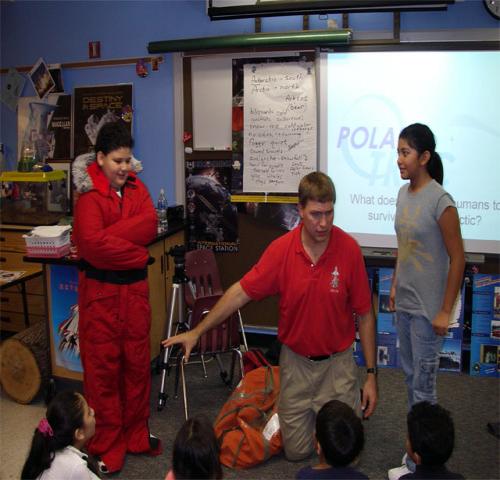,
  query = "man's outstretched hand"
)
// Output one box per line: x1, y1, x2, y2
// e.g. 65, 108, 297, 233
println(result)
161, 330, 199, 362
